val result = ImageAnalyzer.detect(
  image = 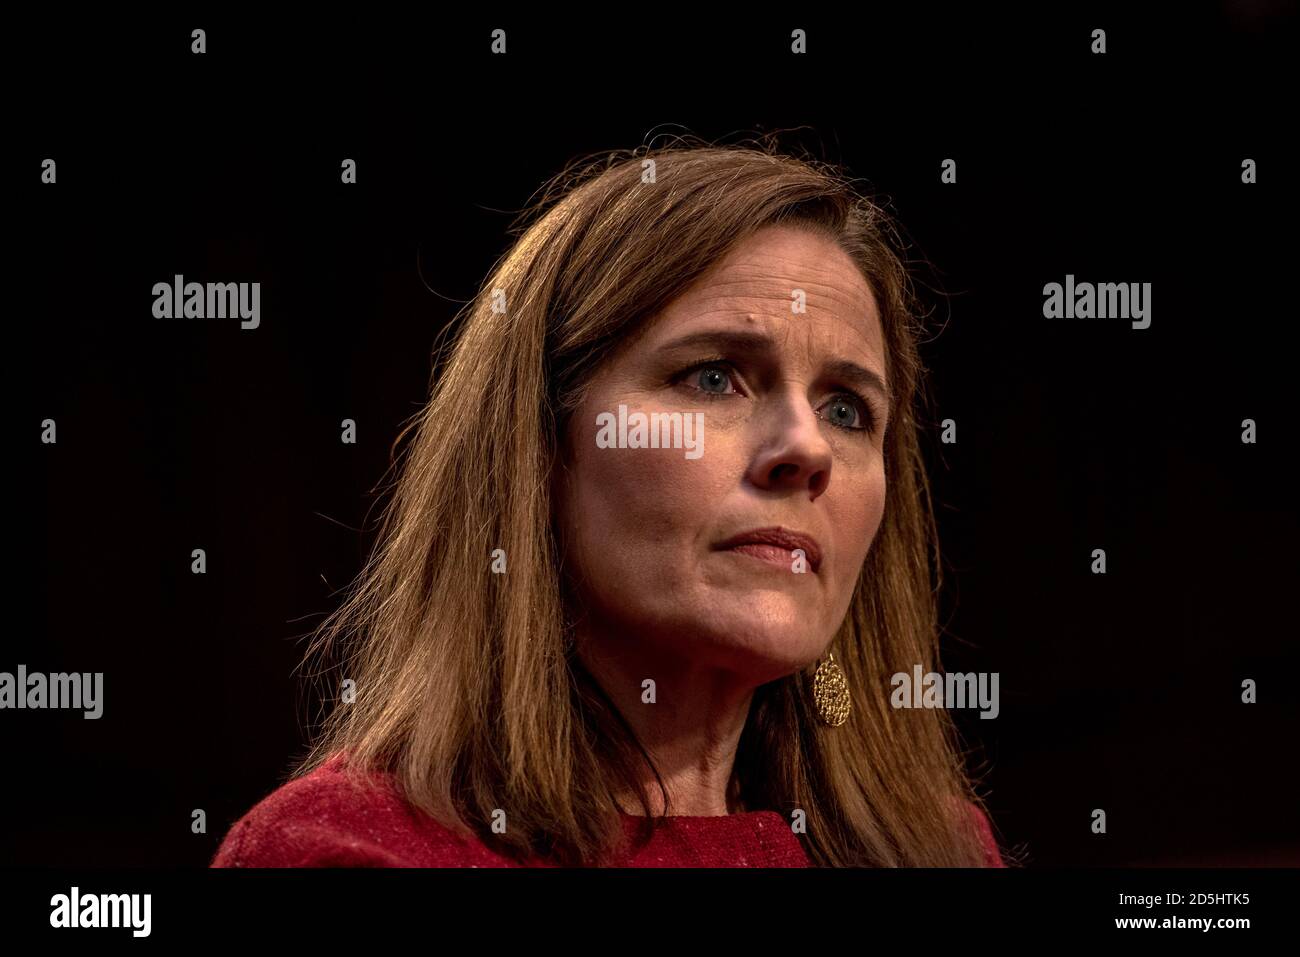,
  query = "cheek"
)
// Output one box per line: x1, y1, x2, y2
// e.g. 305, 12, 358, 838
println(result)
562, 422, 728, 584
830, 463, 887, 574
